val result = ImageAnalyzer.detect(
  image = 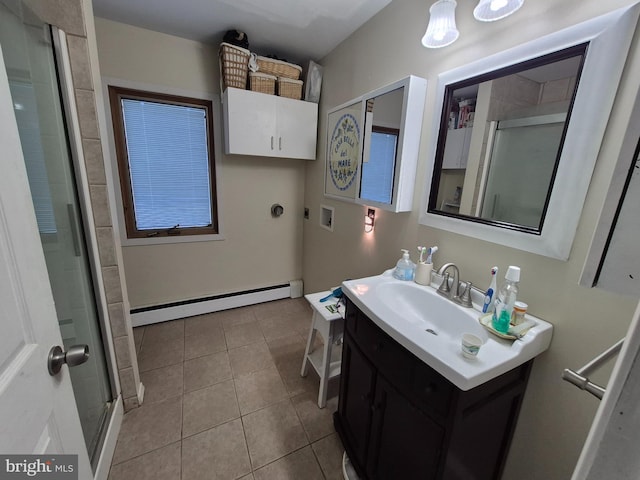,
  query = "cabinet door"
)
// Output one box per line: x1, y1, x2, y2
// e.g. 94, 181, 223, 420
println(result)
338, 335, 376, 469
442, 128, 470, 169
276, 96, 318, 159
459, 127, 471, 169
367, 376, 444, 480
223, 88, 276, 156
